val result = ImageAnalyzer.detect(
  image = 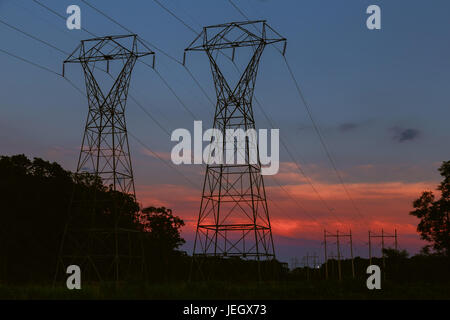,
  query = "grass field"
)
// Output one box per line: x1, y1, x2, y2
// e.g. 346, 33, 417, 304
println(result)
1, 280, 449, 300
